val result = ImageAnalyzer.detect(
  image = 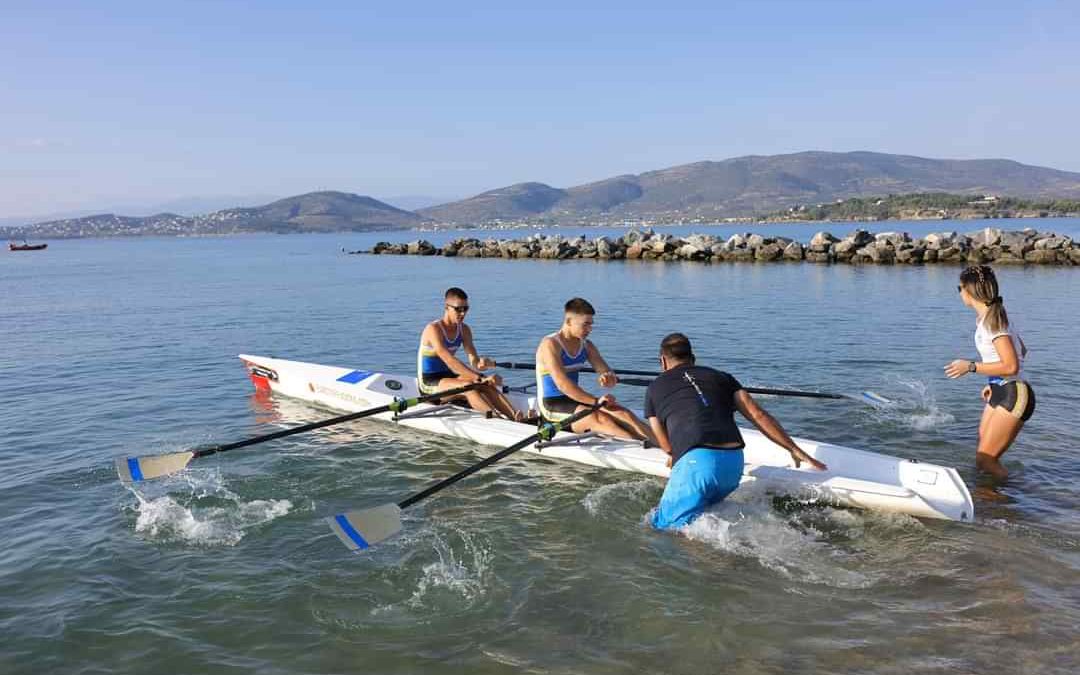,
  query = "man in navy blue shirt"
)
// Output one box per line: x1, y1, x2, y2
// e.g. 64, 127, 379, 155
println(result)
645, 333, 826, 529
